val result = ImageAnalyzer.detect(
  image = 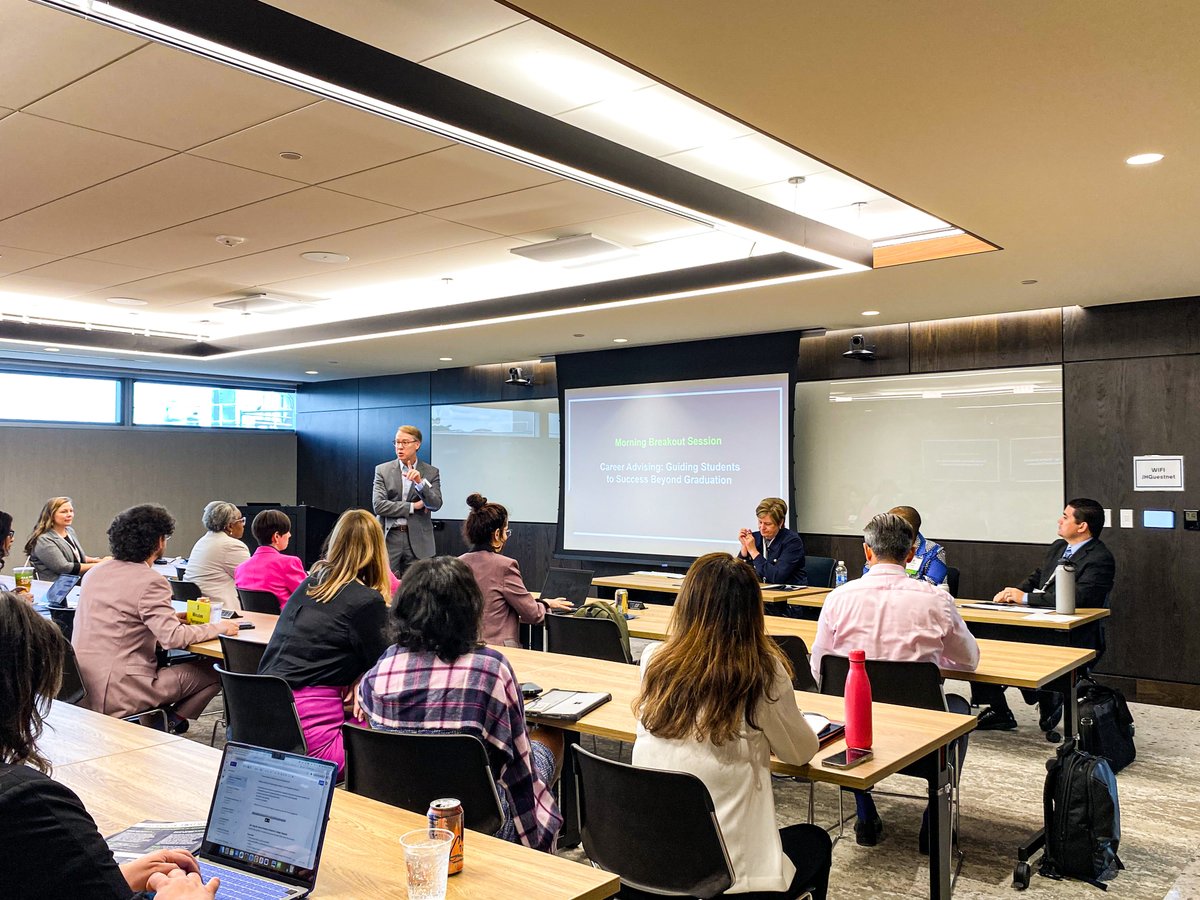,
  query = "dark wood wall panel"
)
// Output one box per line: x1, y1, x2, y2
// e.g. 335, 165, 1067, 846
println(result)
797, 325, 910, 382
1065, 296, 1200, 362
357, 372, 431, 409
296, 409, 359, 513
911, 309, 1062, 372
432, 360, 557, 403
1064, 356, 1200, 683
296, 378, 359, 413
